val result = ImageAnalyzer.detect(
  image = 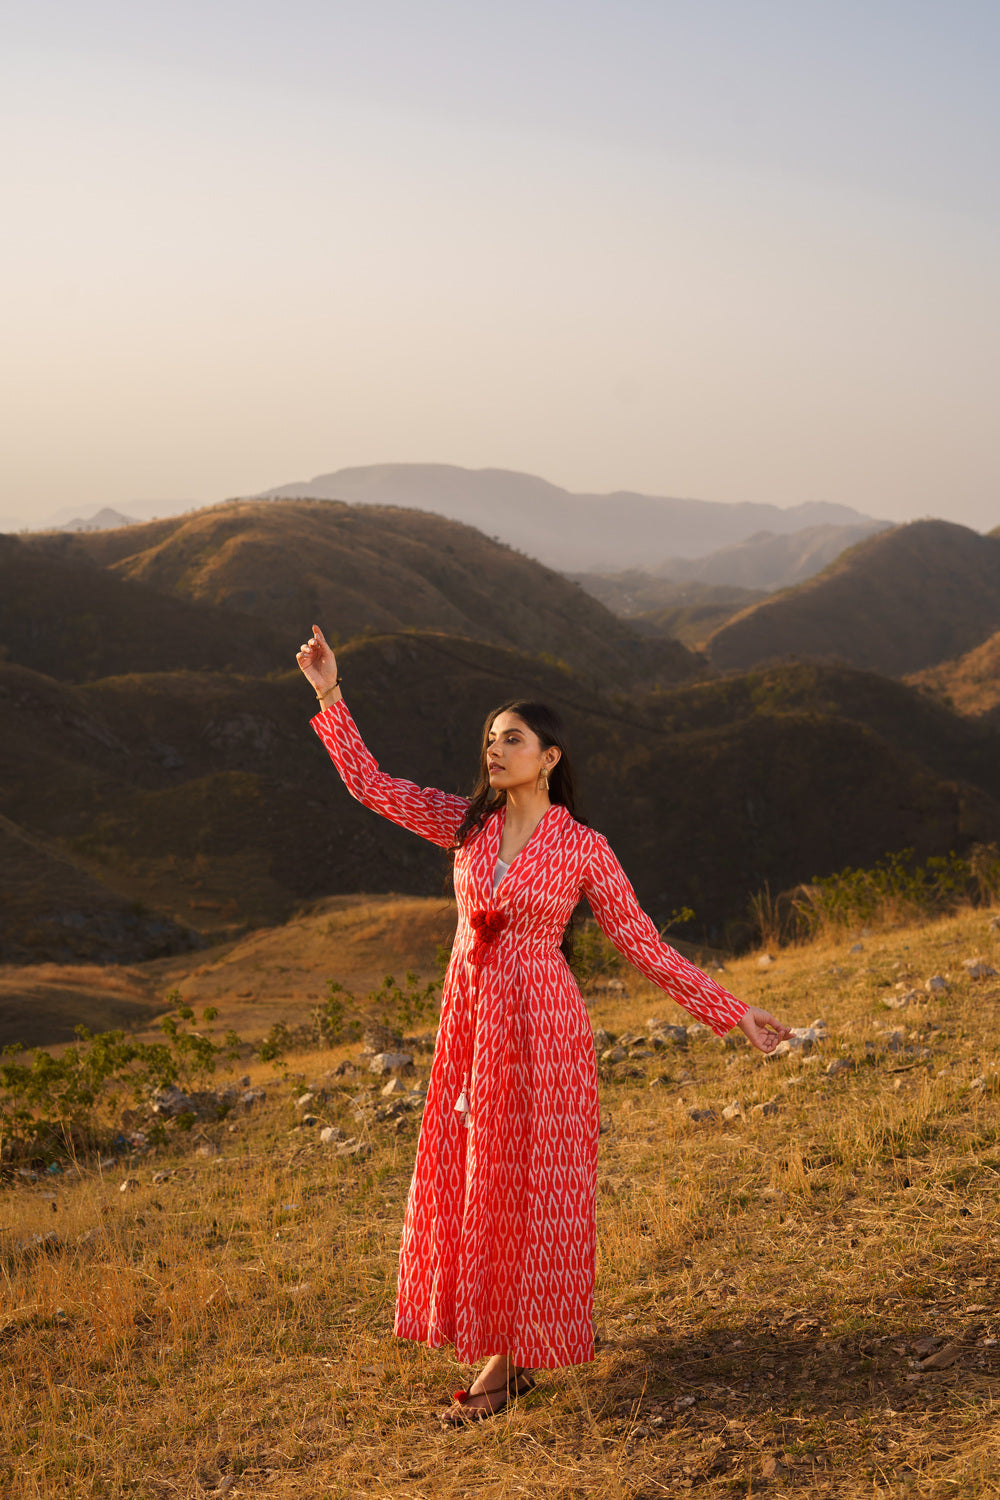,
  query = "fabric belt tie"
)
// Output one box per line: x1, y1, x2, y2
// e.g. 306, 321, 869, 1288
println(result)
454, 909, 511, 1129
